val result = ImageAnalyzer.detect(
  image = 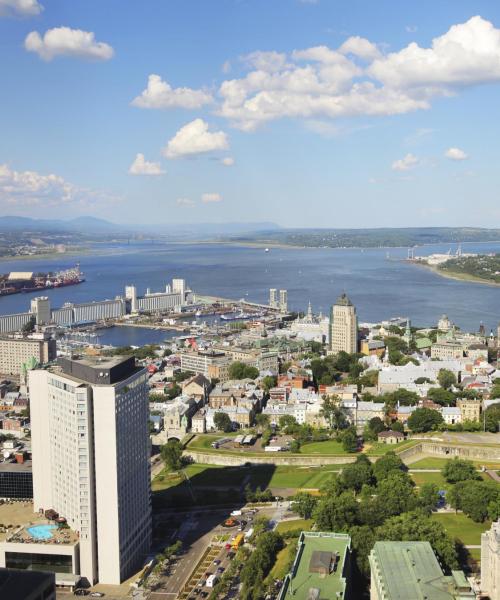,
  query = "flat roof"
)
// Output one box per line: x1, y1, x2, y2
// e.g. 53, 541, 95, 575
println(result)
281, 532, 350, 600
0, 460, 32, 472
0, 568, 55, 597
370, 541, 473, 600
